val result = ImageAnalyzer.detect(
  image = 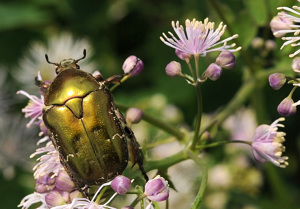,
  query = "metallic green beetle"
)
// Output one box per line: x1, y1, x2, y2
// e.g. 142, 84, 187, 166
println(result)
38, 50, 147, 192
